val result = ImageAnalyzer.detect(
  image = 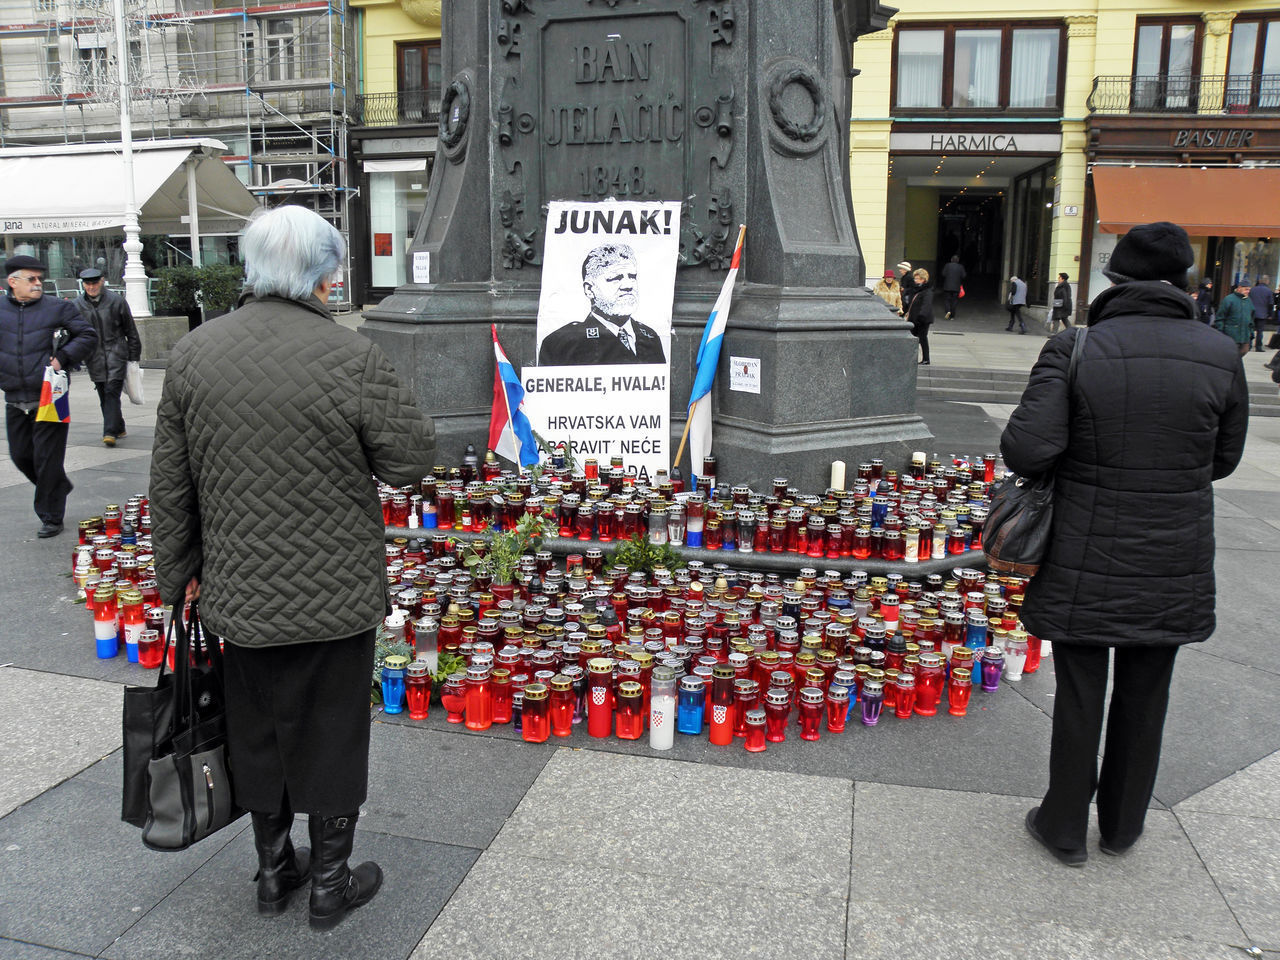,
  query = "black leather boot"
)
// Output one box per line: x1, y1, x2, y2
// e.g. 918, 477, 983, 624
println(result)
308, 814, 383, 931
251, 809, 311, 915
